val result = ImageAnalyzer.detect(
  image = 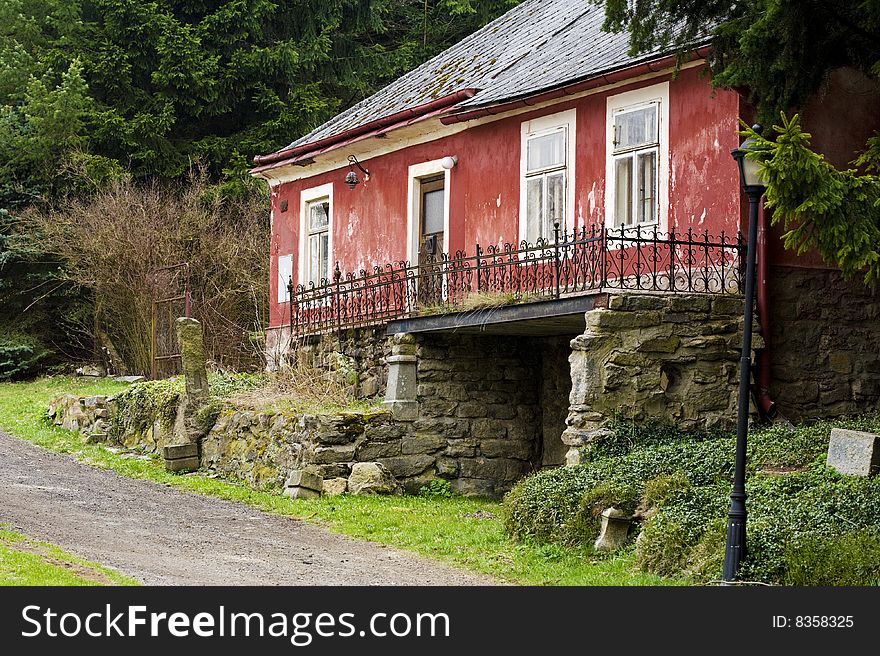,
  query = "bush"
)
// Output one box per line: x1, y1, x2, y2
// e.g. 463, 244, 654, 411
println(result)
784, 531, 880, 586
0, 333, 49, 380
503, 417, 880, 585
418, 479, 453, 499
